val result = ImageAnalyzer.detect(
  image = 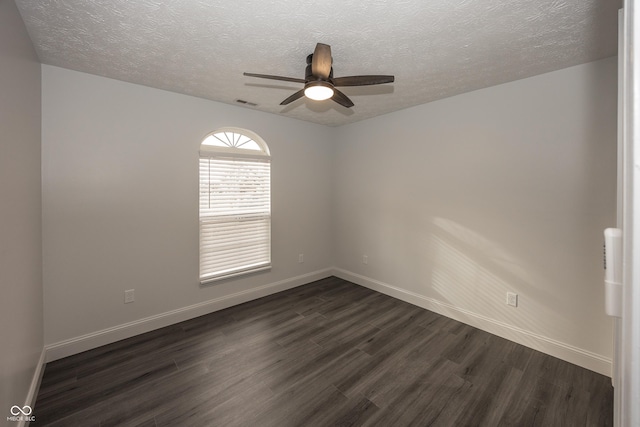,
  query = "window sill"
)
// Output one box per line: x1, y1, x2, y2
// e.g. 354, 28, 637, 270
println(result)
199, 264, 271, 285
